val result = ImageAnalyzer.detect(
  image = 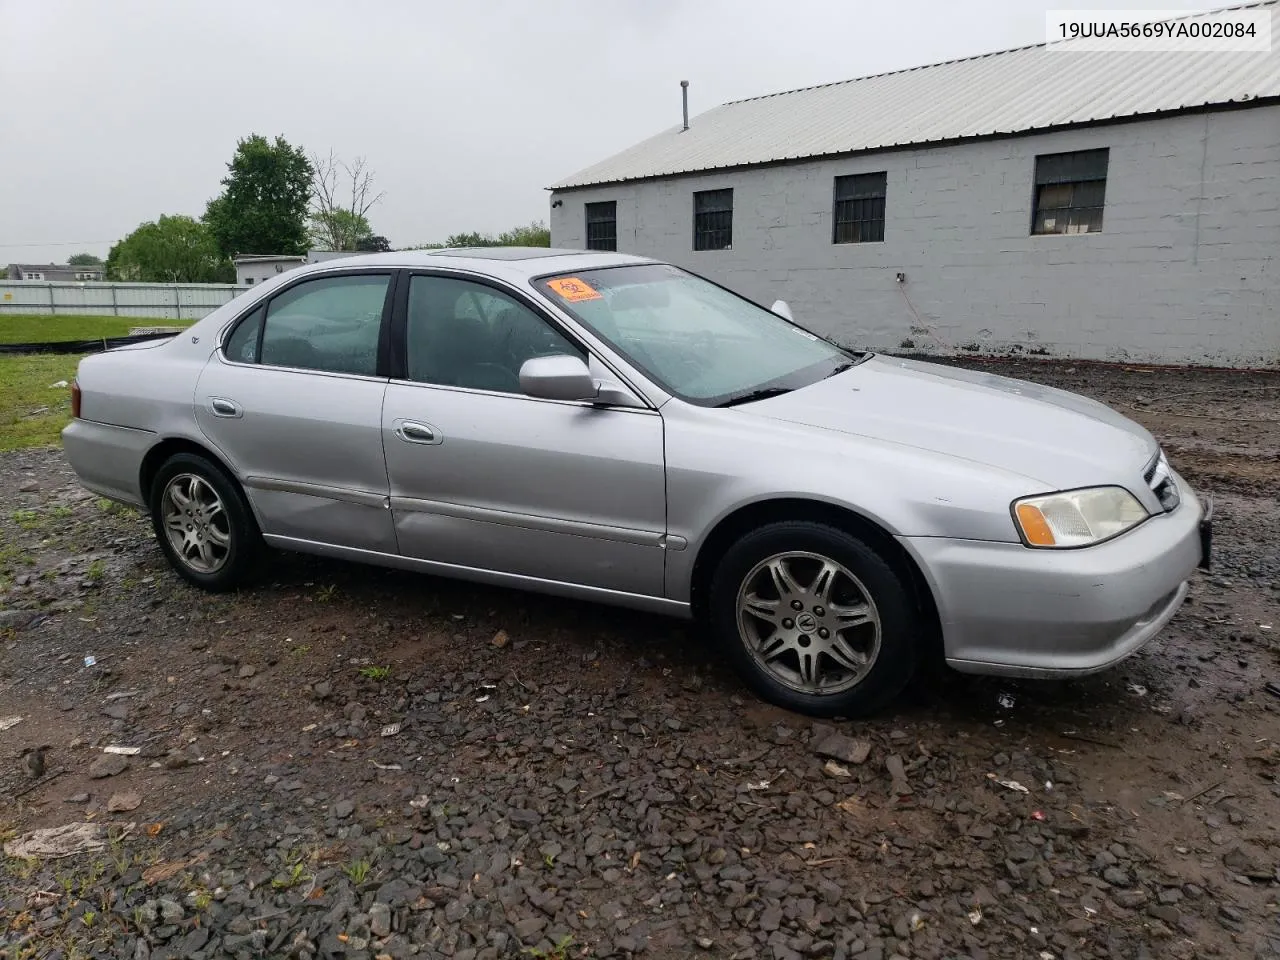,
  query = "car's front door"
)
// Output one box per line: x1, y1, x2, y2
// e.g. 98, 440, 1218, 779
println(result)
193, 271, 397, 553
380, 271, 667, 597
